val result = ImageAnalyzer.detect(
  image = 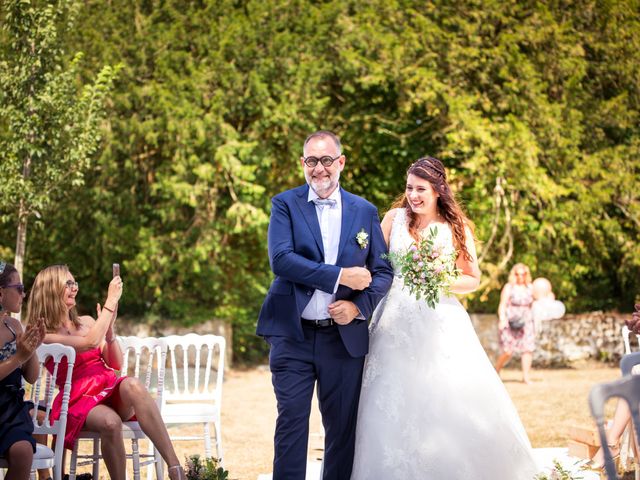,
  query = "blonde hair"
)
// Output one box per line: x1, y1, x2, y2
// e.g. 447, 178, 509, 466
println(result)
25, 265, 78, 332
508, 263, 532, 285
